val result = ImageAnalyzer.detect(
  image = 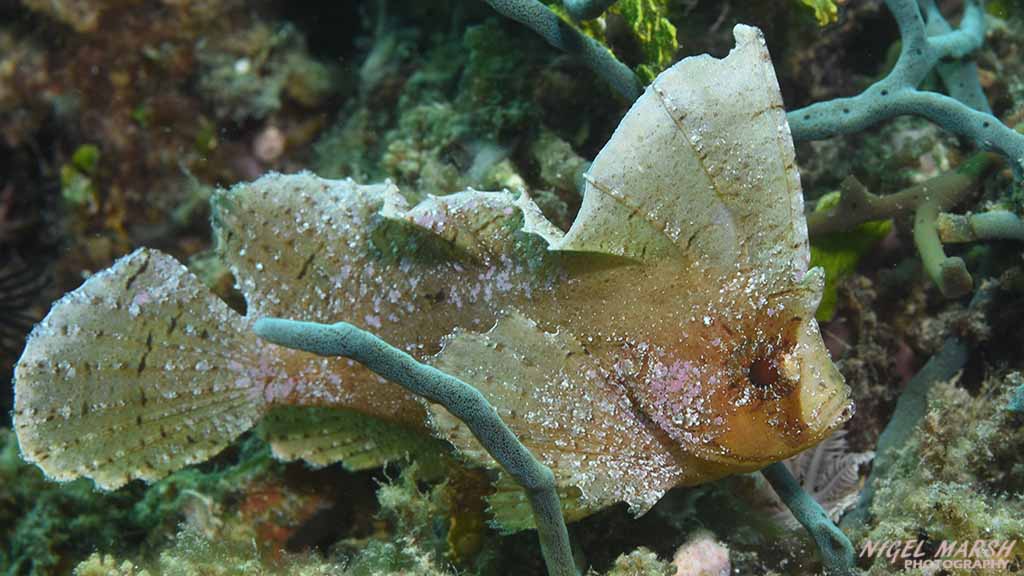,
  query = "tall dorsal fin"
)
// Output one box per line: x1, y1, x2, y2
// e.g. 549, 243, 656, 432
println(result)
553, 25, 807, 285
